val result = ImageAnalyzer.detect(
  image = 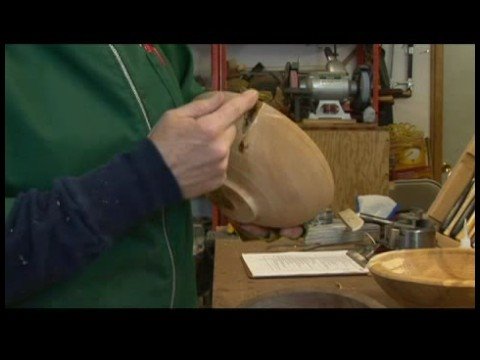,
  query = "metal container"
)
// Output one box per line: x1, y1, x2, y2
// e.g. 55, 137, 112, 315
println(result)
305, 219, 381, 245
385, 219, 437, 249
